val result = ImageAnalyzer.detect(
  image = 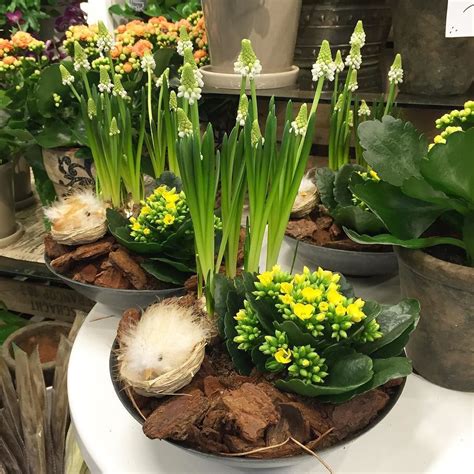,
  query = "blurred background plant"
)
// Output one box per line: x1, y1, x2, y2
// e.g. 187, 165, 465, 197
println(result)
109, 0, 201, 22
